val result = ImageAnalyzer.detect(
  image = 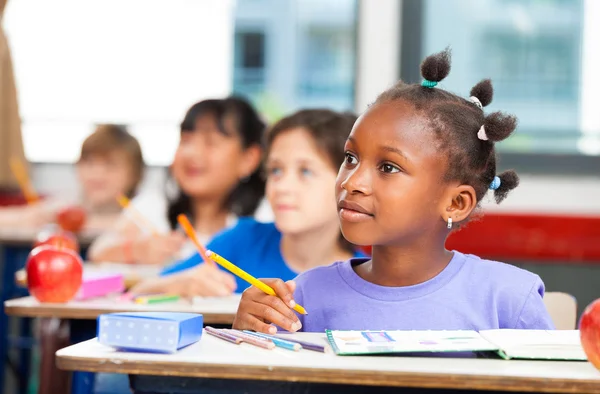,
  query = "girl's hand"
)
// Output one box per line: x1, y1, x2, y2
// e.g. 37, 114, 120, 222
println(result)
174, 263, 237, 297
129, 263, 237, 298
232, 279, 301, 334
132, 231, 185, 265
